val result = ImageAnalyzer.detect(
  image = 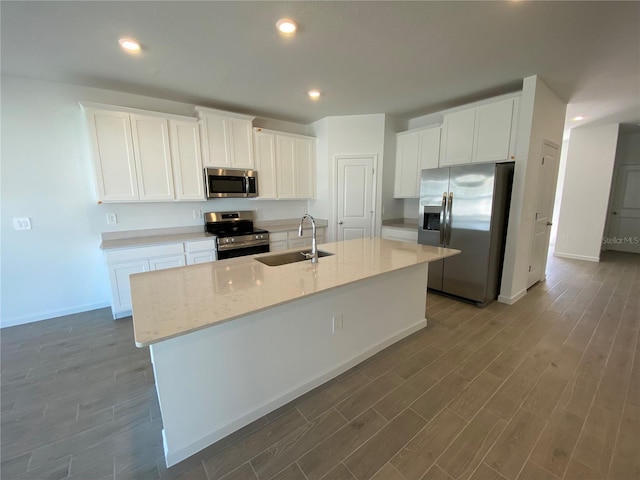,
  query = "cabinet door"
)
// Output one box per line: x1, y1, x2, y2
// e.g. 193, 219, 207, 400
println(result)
419, 127, 441, 170
473, 98, 514, 163
295, 137, 315, 199
200, 114, 230, 168
254, 130, 277, 198
130, 114, 175, 201
170, 119, 204, 201
186, 252, 216, 264
86, 109, 139, 202
269, 240, 288, 252
149, 255, 186, 271
228, 118, 254, 169
394, 131, 420, 198
441, 108, 475, 166
288, 237, 312, 249
108, 260, 149, 314
276, 135, 297, 198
